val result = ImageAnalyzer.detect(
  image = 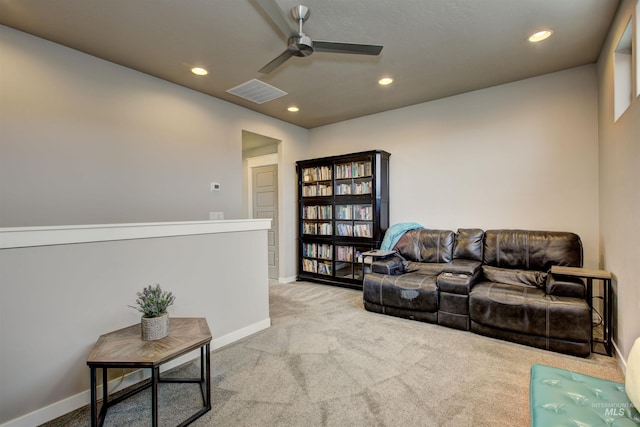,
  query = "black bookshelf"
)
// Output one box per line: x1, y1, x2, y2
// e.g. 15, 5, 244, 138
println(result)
296, 150, 390, 289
